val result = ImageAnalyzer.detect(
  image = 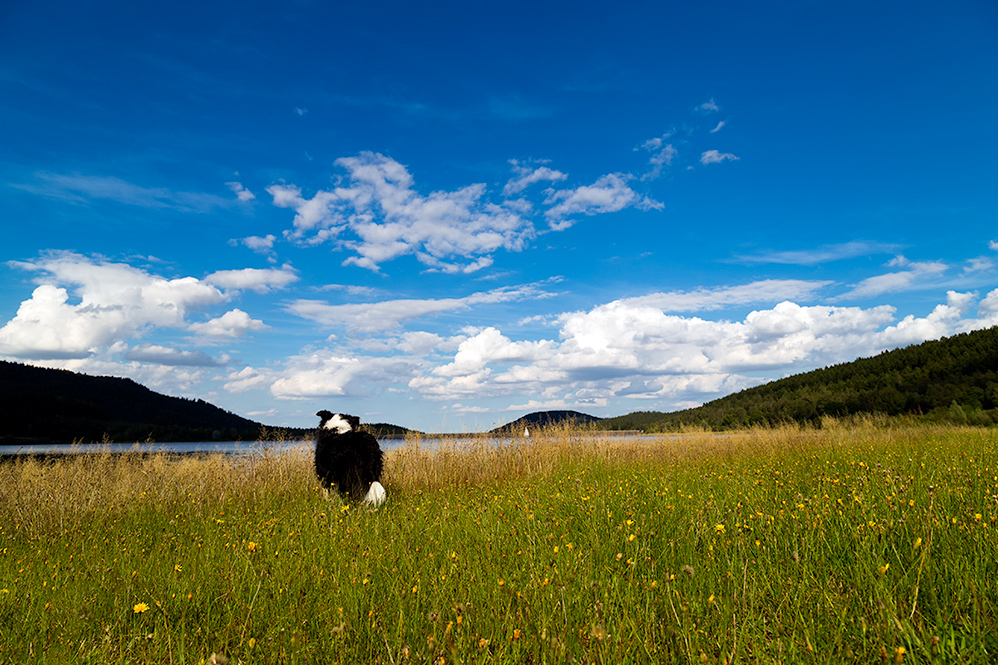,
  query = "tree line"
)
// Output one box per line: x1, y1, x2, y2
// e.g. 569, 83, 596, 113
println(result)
599, 326, 998, 432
